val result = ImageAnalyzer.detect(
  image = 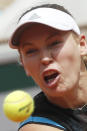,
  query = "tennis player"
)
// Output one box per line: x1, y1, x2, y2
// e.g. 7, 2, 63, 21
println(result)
9, 4, 87, 131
